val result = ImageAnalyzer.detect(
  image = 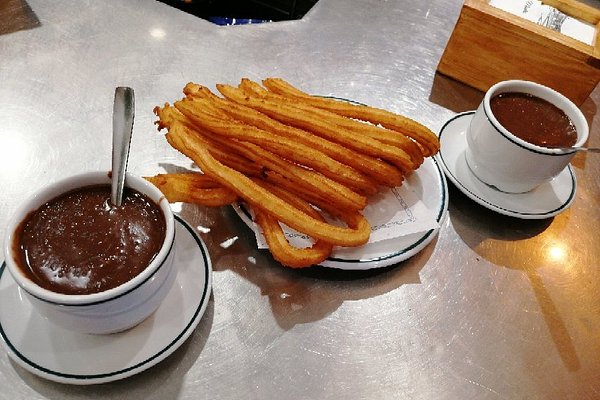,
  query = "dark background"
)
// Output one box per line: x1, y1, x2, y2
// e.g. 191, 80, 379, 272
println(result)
156, 0, 320, 22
